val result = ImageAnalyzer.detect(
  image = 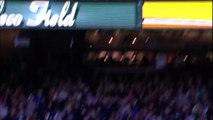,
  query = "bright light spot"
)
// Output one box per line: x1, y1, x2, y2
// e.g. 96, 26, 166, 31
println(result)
145, 36, 149, 43
132, 37, 137, 44
183, 55, 188, 62
104, 55, 109, 62
131, 54, 136, 62
108, 37, 113, 44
